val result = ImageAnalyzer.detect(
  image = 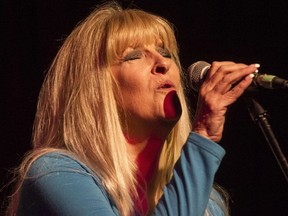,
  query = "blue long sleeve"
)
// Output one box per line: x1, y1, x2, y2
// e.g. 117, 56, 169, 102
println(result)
17, 132, 225, 216
153, 132, 225, 216
17, 154, 119, 216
